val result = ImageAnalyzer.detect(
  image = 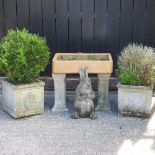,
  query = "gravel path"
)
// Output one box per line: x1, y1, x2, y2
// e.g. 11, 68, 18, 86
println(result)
0, 93, 155, 155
